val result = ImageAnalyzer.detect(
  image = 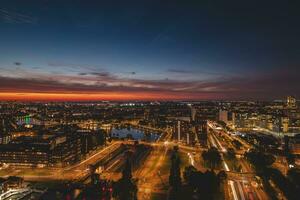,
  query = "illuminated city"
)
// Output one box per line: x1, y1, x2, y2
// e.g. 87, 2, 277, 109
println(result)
0, 1, 300, 200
